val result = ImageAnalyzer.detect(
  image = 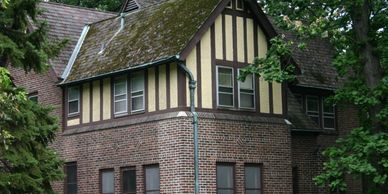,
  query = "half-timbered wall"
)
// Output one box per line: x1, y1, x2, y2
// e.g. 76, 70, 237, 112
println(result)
65, 3, 284, 128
